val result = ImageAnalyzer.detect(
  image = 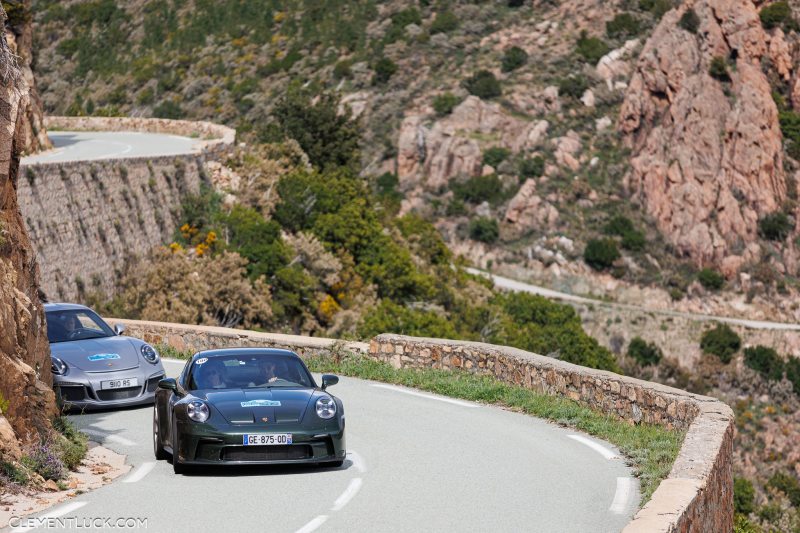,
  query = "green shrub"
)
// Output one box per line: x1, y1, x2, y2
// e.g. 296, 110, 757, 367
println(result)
507, 0, 525, 6
678, 8, 700, 33
21, 442, 66, 481
519, 156, 545, 179
373, 57, 398, 85
453, 174, 504, 204
621, 230, 646, 251
0, 391, 8, 414
606, 13, 641, 39
787, 356, 800, 395
0, 460, 28, 484
469, 217, 499, 243
333, 59, 352, 79
698, 268, 724, 291
501, 46, 528, 72
584, 239, 620, 270
709, 56, 730, 82
733, 514, 761, 533
558, 75, 590, 99
734, 477, 755, 515
576, 30, 610, 64
358, 300, 458, 339
757, 503, 782, 523
760, 1, 795, 30
767, 471, 800, 507
628, 337, 662, 366
743, 346, 784, 381
483, 147, 511, 168
640, 0, 675, 18
433, 92, 461, 116
153, 100, 183, 119
463, 70, 502, 99
758, 211, 792, 241
700, 324, 741, 363
53, 417, 88, 471
430, 10, 459, 34
604, 215, 635, 236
